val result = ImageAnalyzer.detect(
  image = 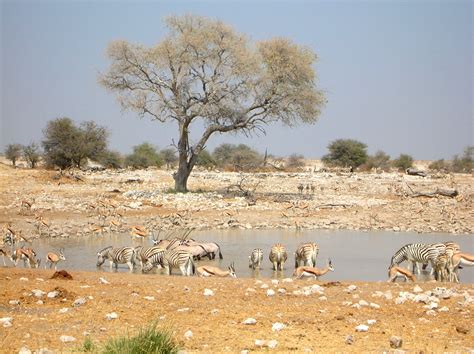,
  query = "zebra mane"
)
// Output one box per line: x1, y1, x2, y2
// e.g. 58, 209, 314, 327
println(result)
97, 246, 113, 255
